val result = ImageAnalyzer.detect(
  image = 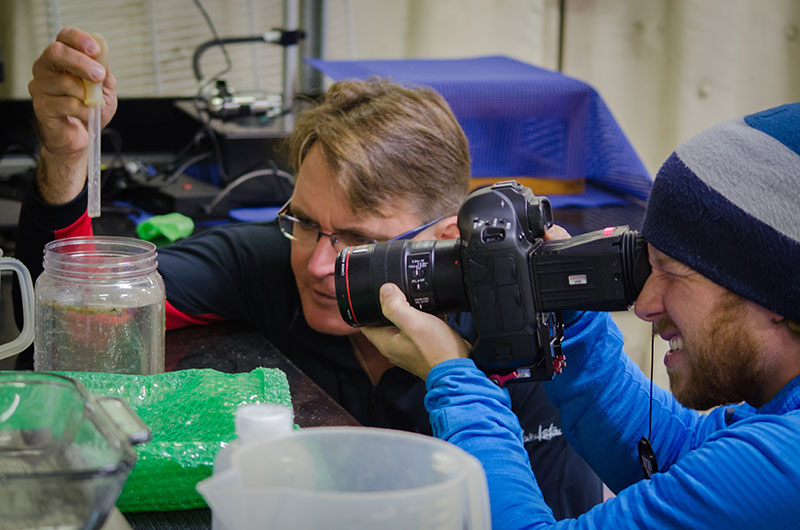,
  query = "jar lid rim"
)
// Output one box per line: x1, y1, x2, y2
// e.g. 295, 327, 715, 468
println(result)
45, 236, 157, 252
